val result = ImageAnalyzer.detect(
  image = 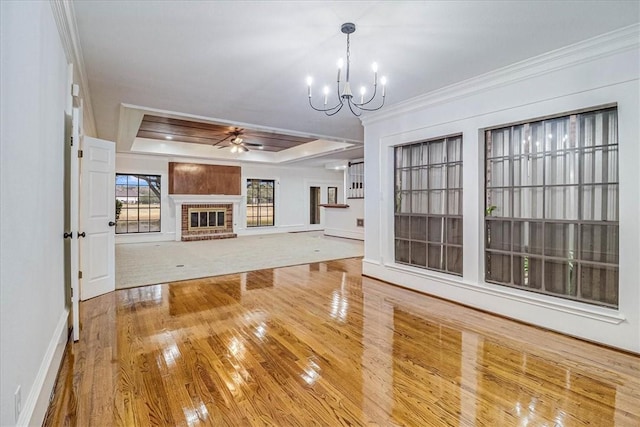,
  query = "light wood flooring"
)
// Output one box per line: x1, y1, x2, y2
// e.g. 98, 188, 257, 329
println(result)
44, 258, 639, 426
